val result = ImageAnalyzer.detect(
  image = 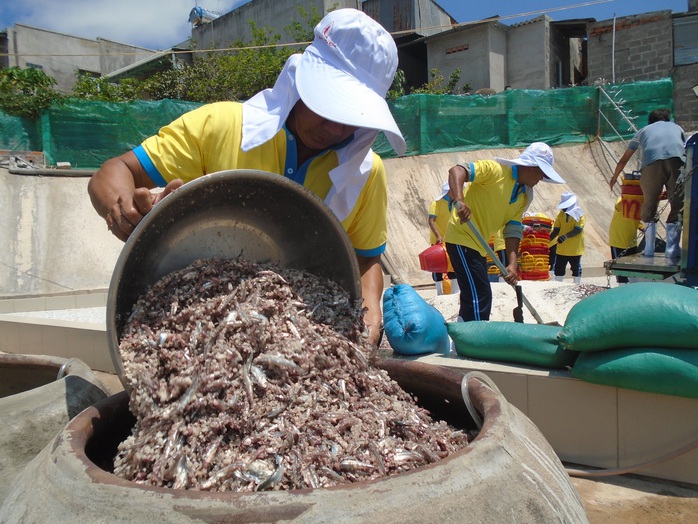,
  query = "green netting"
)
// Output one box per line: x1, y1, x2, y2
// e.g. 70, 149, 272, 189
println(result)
374, 78, 674, 157
0, 79, 673, 167
595, 79, 675, 139
40, 99, 202, 168
0, 113, 40, 152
